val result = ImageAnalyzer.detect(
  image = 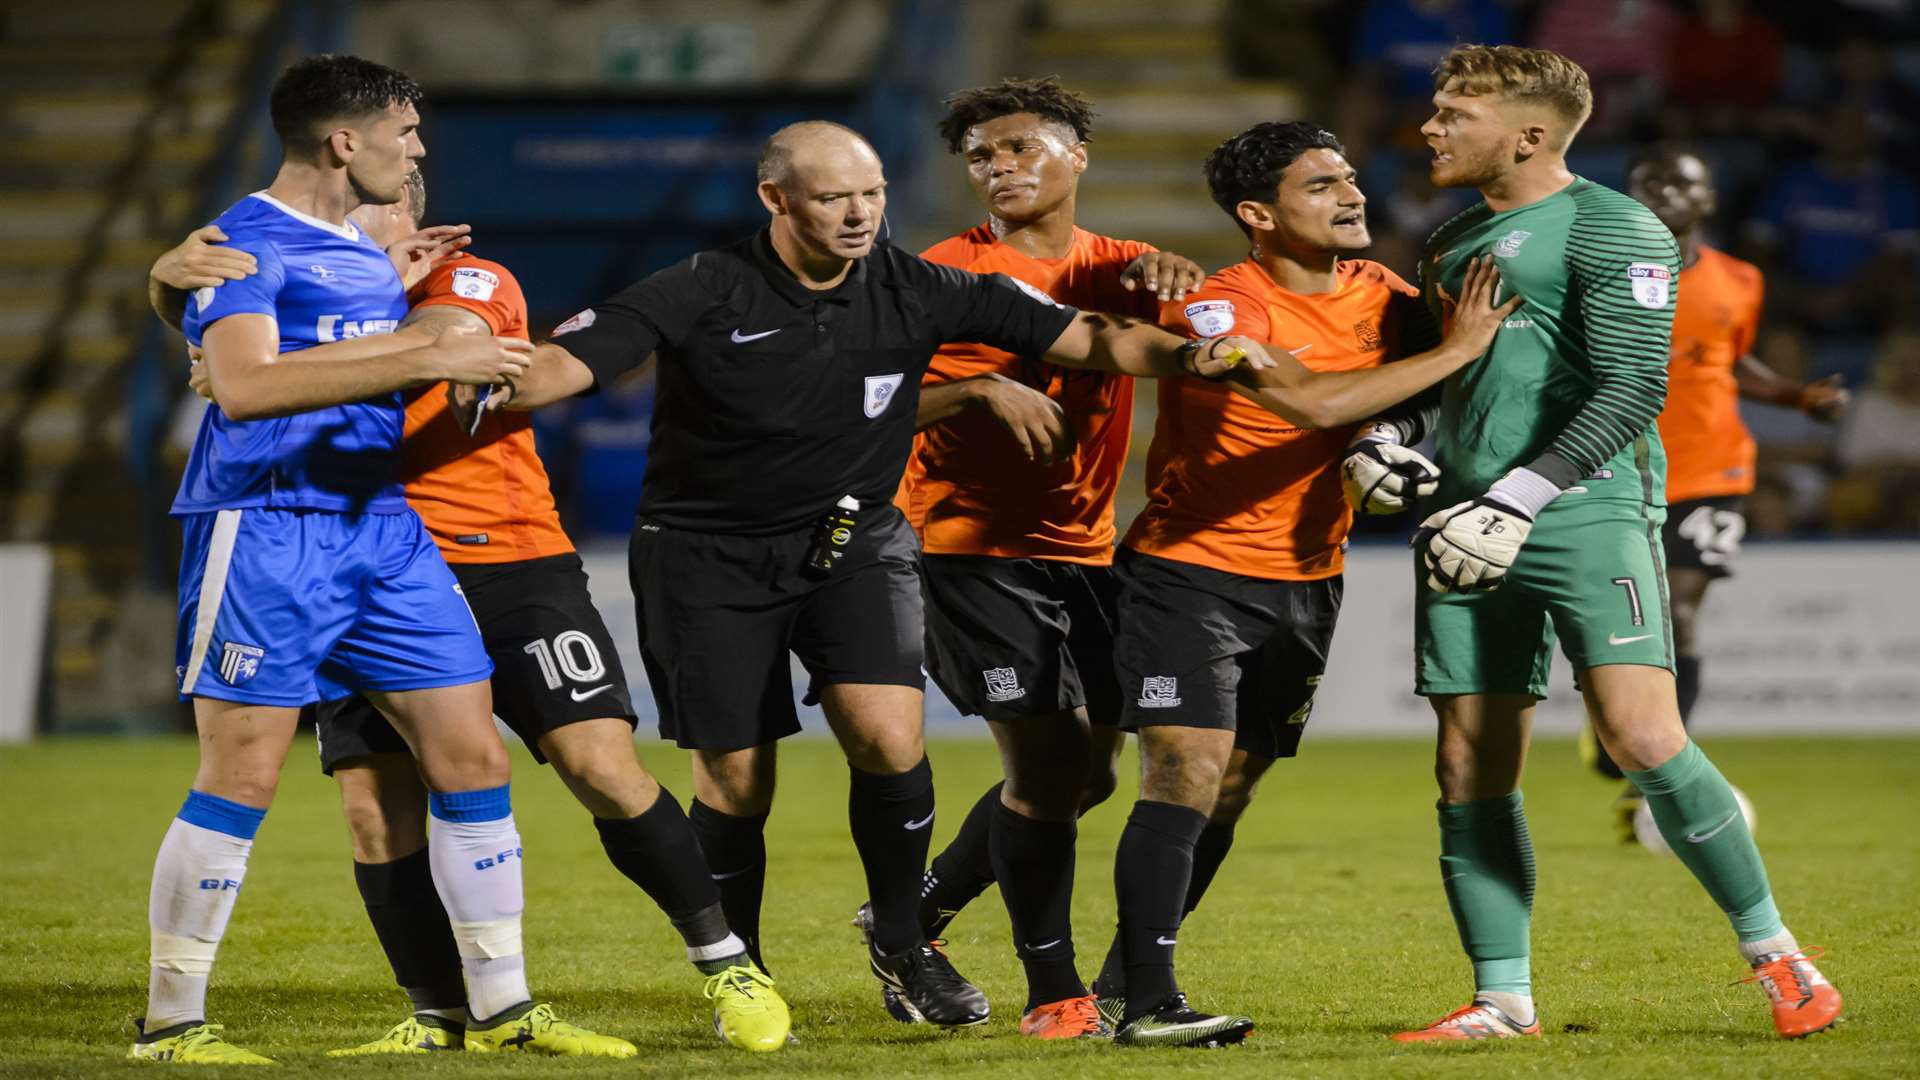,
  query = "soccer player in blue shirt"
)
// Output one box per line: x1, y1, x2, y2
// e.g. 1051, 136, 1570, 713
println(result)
132, 55, 632, 1063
